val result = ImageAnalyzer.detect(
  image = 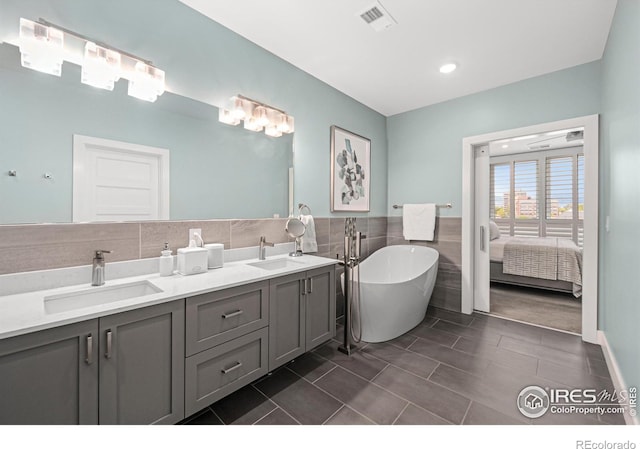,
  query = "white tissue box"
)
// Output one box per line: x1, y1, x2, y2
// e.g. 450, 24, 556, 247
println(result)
177, 247, 208, 275
205, 243, 224, 269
